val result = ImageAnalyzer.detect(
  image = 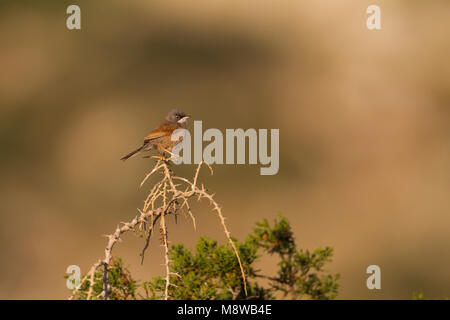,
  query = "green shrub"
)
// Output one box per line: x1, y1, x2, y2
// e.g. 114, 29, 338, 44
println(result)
71, 215, 339, 300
